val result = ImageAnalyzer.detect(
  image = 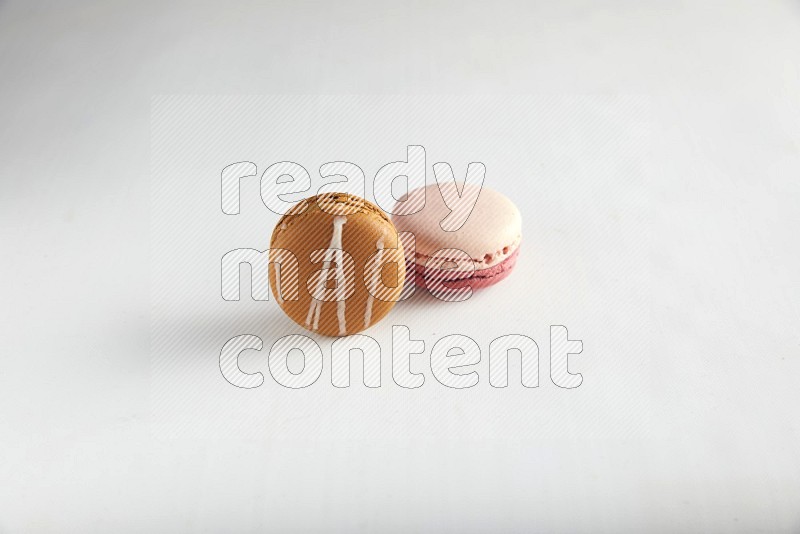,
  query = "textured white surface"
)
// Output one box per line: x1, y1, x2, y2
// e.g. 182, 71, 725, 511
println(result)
1, 1, 799, 532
